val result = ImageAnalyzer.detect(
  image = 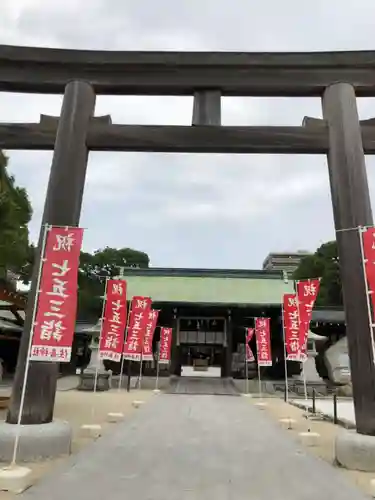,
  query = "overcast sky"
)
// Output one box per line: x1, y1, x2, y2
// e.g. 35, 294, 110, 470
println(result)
2, 0, 375, 269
